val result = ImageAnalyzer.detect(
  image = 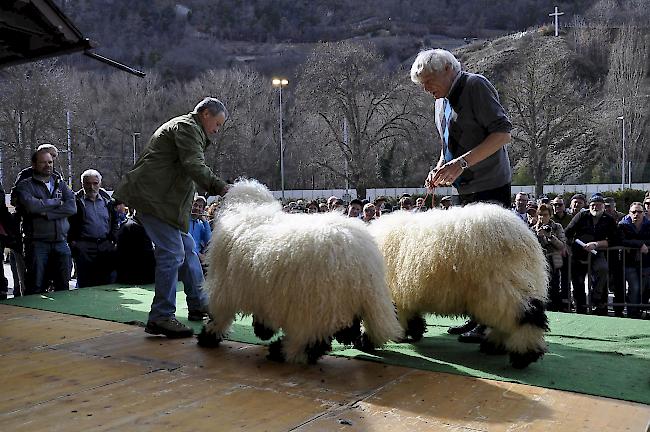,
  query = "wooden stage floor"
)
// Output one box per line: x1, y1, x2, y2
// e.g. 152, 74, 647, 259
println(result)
1, 304, 648, 432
